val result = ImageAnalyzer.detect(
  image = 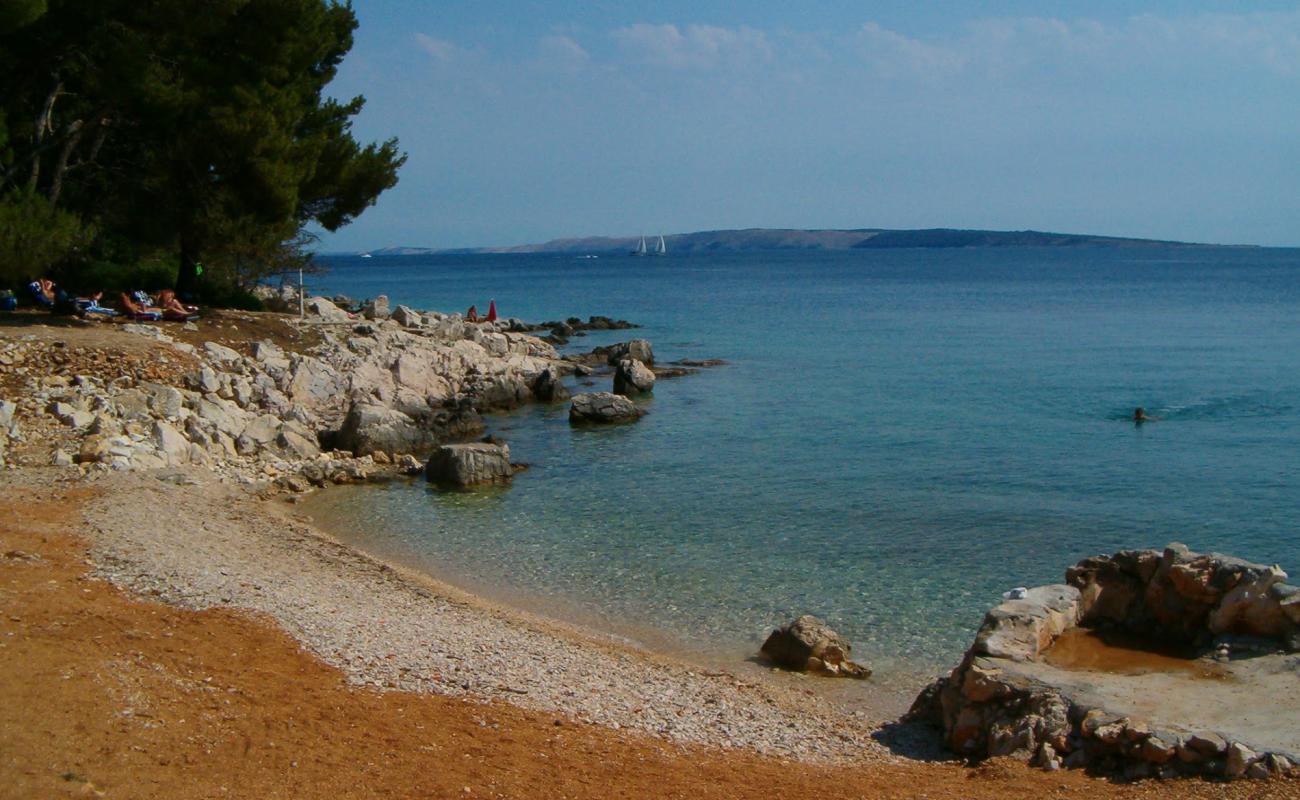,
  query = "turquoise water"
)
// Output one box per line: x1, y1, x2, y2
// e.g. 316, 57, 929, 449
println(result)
306, 248, 1300, 680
